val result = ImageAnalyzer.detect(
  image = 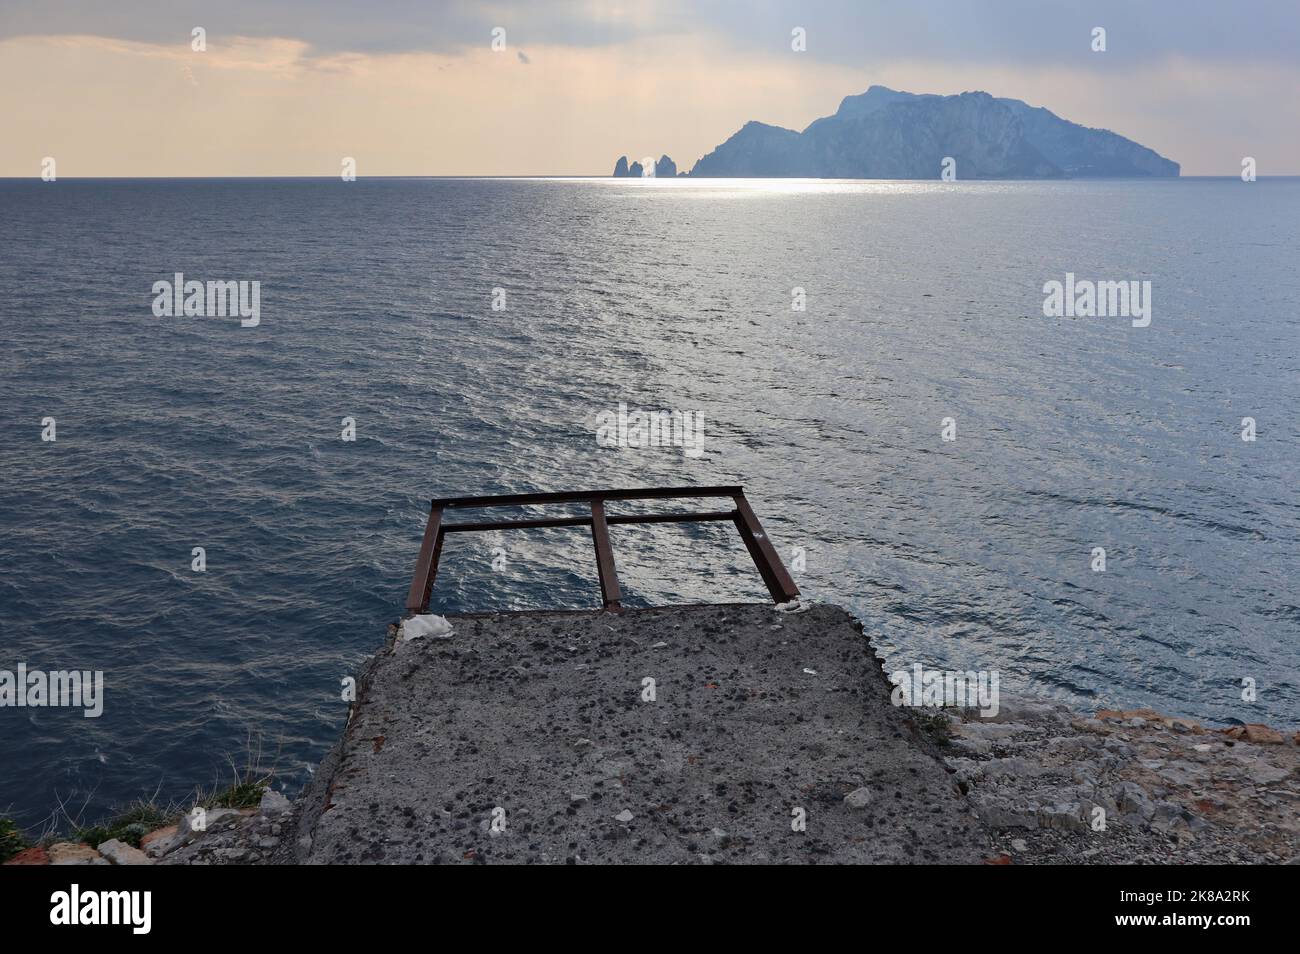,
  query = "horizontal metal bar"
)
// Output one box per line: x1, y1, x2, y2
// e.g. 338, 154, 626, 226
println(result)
439, 509, 741, 534
606, 510, 737, 526
442, 515, 593, 533
432, 486, 744, 509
